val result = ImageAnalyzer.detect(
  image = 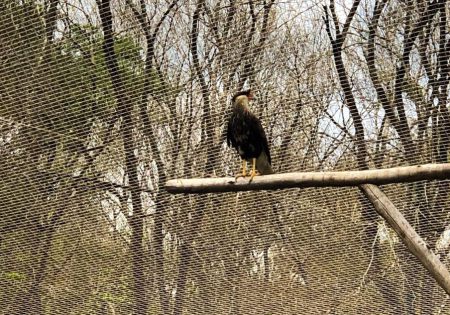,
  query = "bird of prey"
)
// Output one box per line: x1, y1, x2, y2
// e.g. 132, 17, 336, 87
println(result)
226, 89, 273, 181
